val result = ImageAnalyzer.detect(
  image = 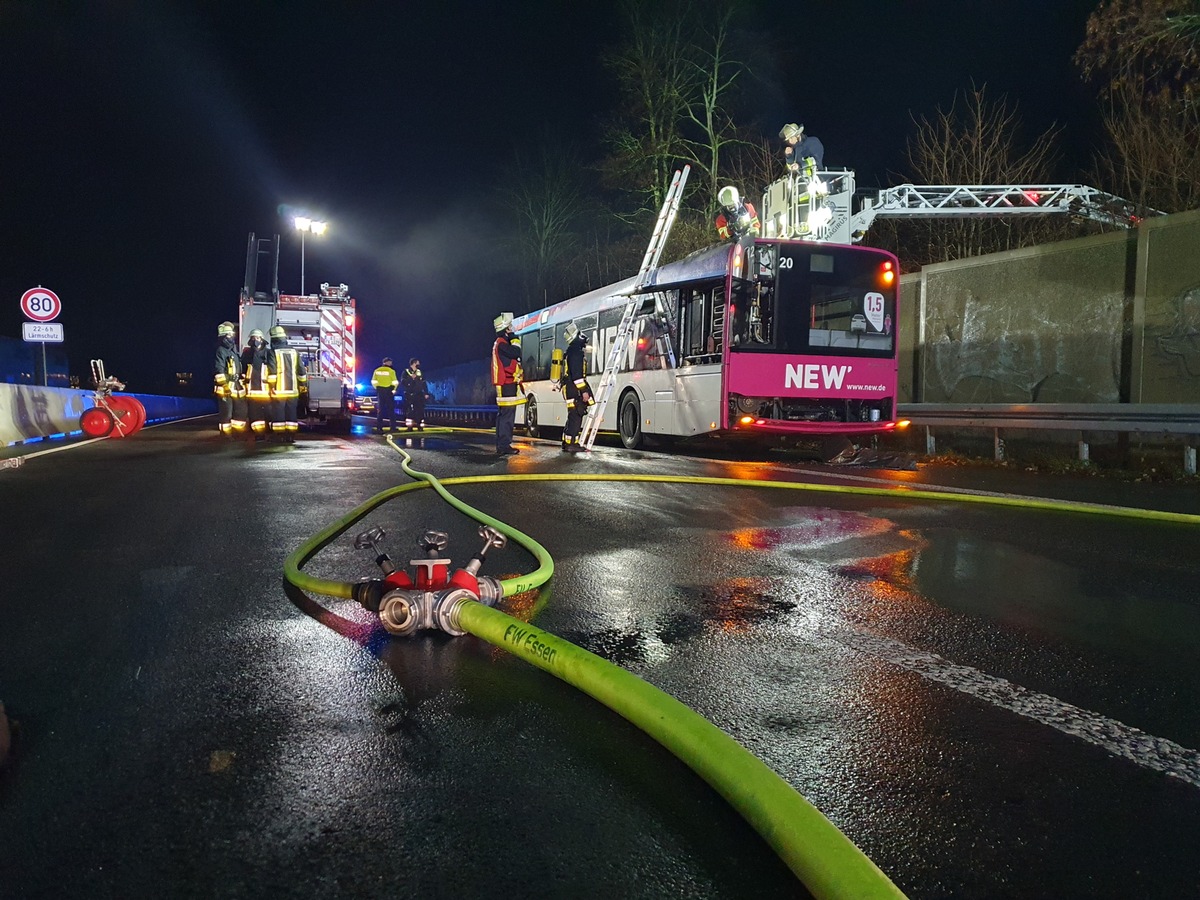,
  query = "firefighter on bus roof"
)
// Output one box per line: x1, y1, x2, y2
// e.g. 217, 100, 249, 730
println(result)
213, 322, 247, 438
491, 312, 523, 456
241, 328, 274, 441
715, 185, 761, 241
268, 325, 307, 443
560, 322, 593, 453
